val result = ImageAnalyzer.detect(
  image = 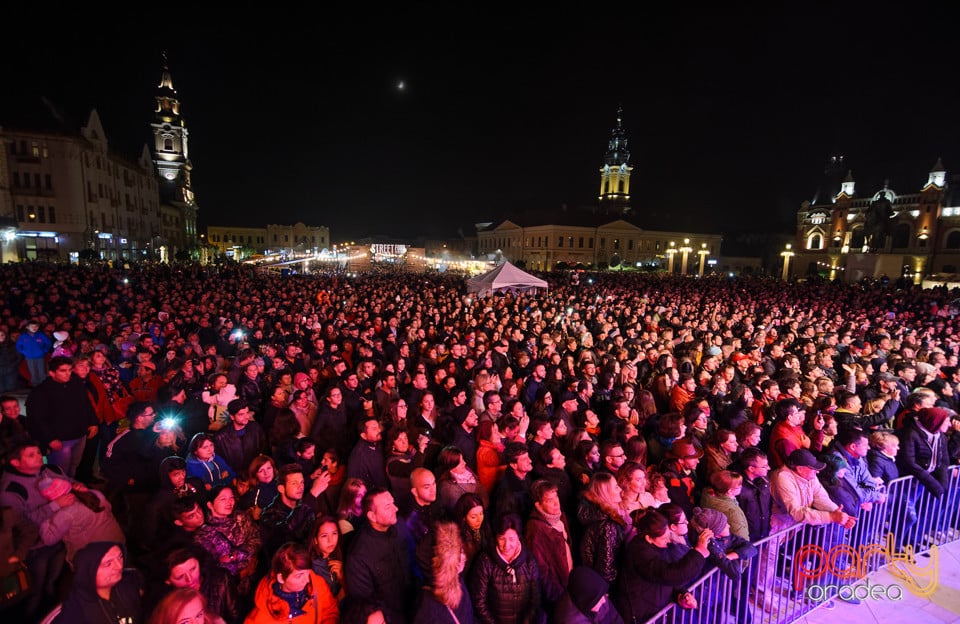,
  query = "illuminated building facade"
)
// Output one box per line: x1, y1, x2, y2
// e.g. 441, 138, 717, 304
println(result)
793, 156, 960, 282
477, 109, 722, 272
